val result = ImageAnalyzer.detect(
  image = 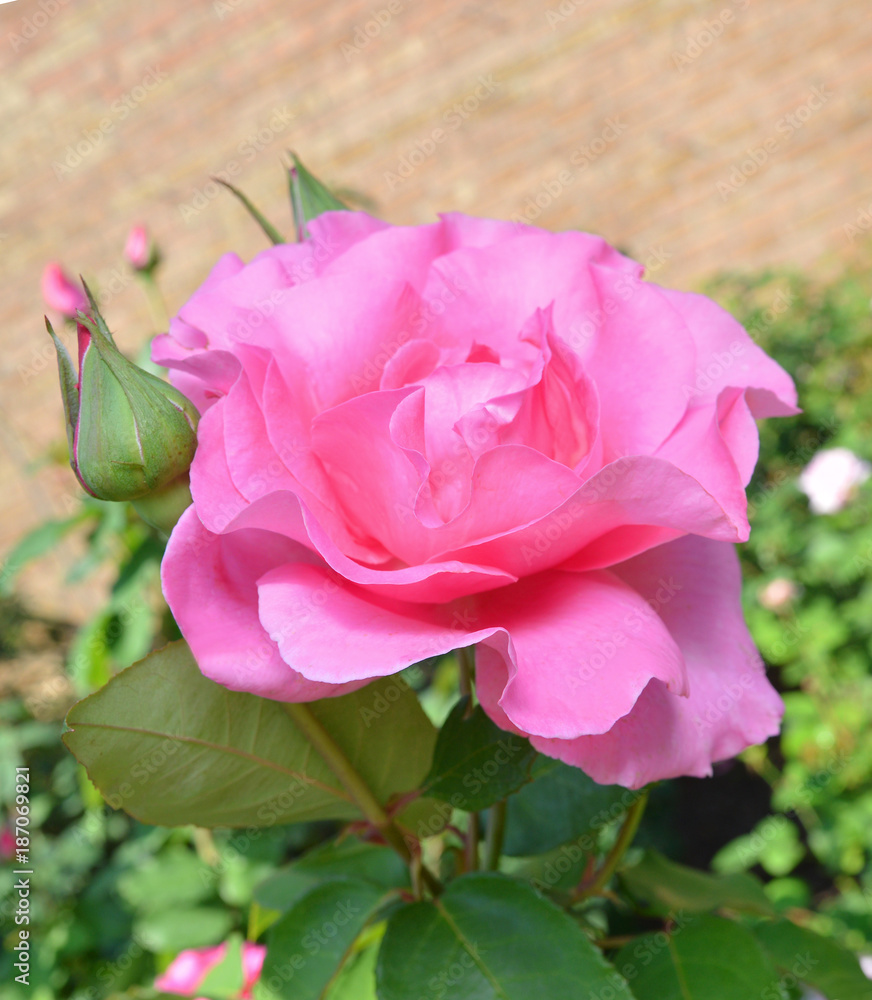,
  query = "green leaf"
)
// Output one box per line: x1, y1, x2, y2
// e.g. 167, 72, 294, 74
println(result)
0, 513, 88, 595
754, 919, 872, 1000
116, 845, 213, 913
323, 936, 378, 1000
64, 641, 440, 830
288, 153, 348, 241
135, 906, 234, 953
620, 849, 774, 916
196, 934, 245, 1000
421, 697, 537, 811
255, 838, 408, 913
613, 915, 780, 1000
67, 609, 113, 693
255, 879, 385, 1000
45, 315, 80, 456
376, 872, 636, 1000
713, 816, 806, 877
214, 177, 285, 245
503, 756, 636, 856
